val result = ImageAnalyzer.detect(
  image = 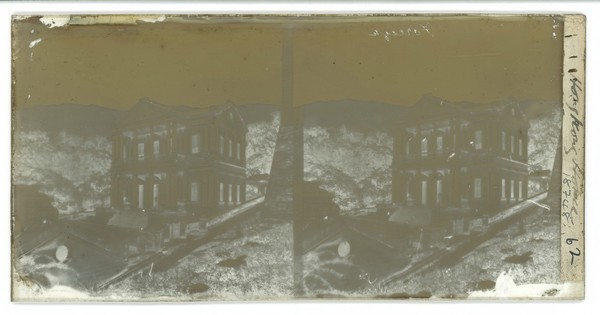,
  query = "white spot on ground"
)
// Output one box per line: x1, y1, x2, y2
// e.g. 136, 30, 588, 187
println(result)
39, 16, 70, 28
468, 271, 579, 298
138, 15, 166, 23
29, 38, 42, 49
